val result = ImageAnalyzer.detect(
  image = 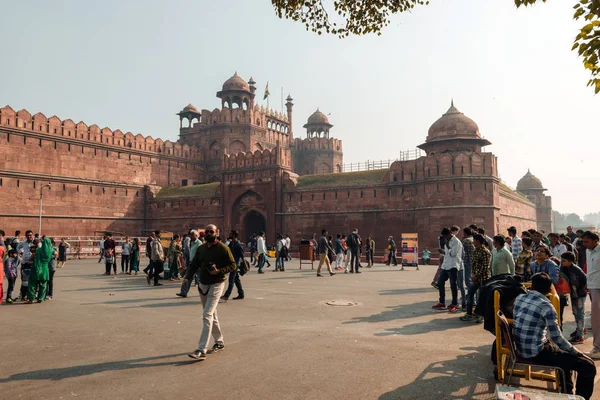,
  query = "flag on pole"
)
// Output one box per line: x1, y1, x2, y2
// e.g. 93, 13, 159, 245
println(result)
263, 82, 270, 100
